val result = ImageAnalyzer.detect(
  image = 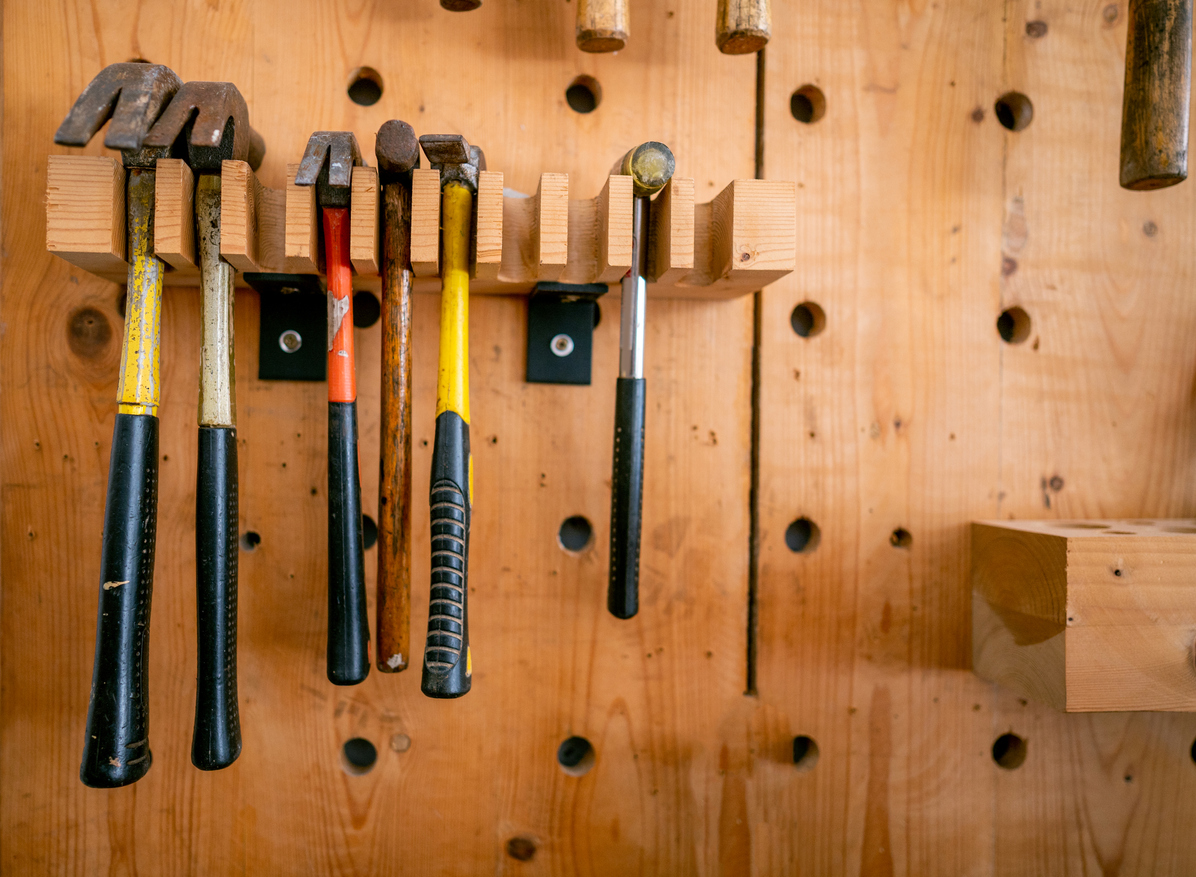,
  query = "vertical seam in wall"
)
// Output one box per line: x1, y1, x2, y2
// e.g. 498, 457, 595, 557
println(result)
746, 47, 766, 697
